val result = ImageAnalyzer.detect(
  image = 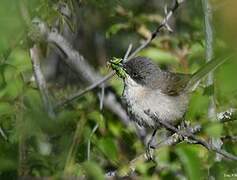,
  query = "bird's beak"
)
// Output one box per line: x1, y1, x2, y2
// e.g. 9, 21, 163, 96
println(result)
109, 58, 127, 79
